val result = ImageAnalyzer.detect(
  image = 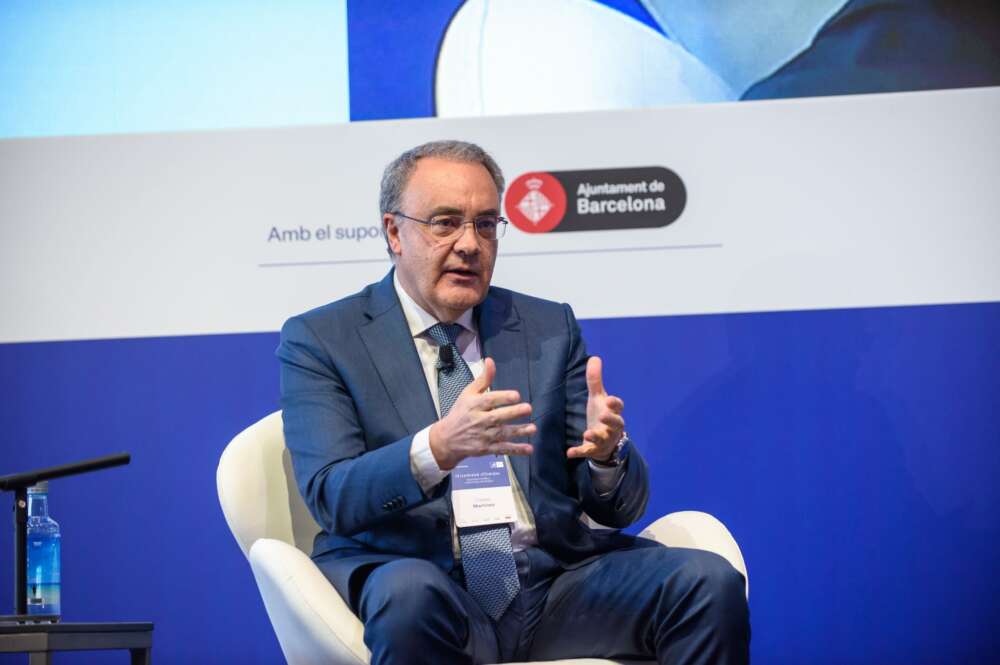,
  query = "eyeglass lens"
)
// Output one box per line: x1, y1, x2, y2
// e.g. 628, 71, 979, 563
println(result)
431, 216, 506, 239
